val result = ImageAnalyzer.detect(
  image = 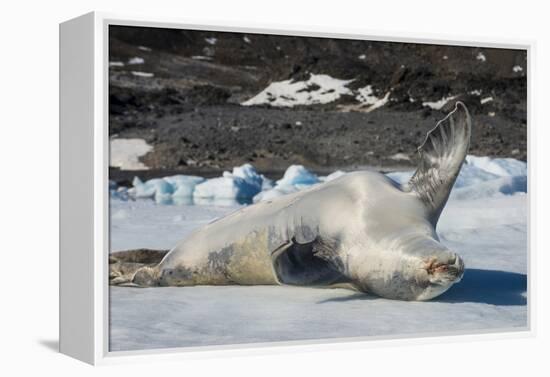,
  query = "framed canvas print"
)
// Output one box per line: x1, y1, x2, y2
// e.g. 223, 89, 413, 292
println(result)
59, 12, 532, 365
